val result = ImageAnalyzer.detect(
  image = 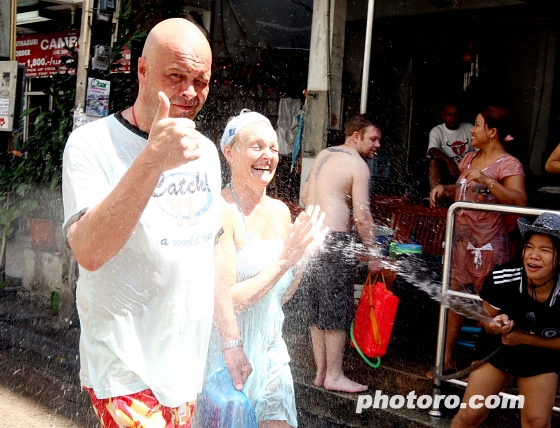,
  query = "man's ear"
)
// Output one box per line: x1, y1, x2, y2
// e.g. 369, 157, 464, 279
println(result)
137, 57, 147, 83
352, 131, 361, 142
